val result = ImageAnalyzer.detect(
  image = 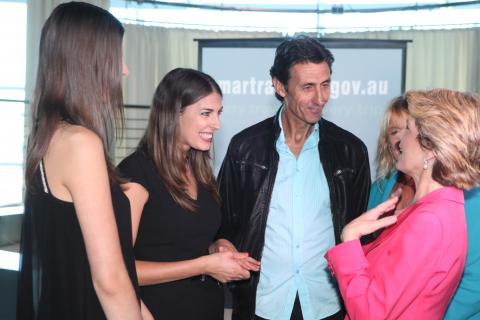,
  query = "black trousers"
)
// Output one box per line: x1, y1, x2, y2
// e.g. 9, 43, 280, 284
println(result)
254, 294, 344, 320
